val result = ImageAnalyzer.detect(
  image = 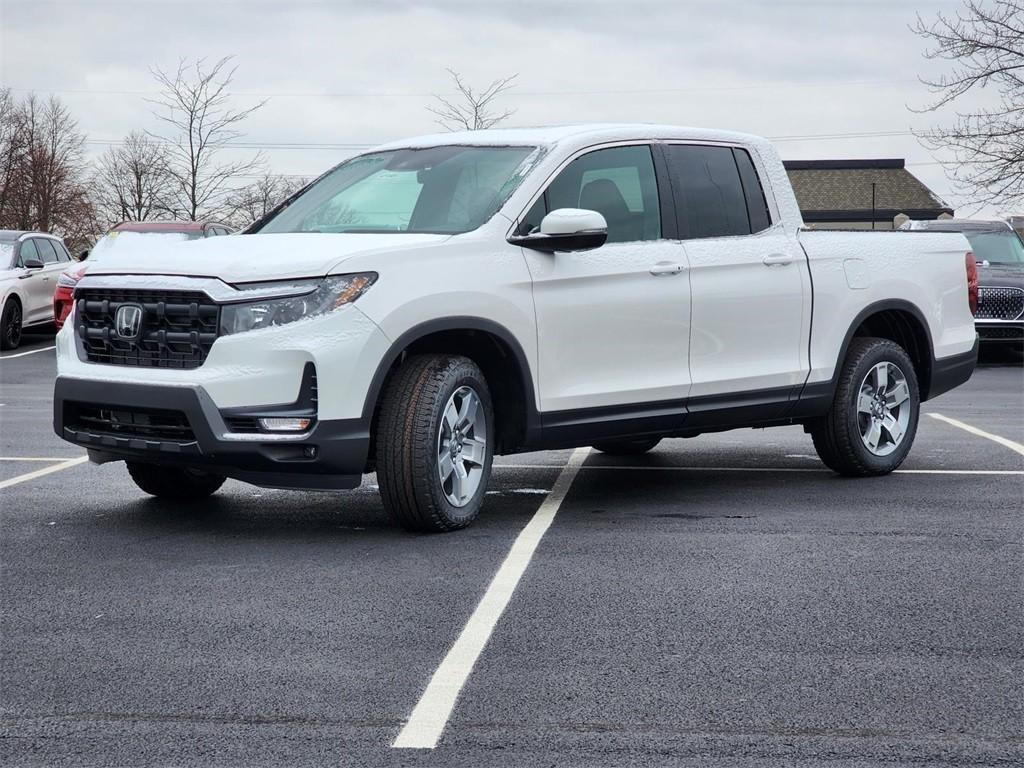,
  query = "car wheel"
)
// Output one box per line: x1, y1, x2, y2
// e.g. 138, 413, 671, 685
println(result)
376, 354, 494, 532
127, 462, 226, 500
1, 299, 23, 351
810, 337, 920, 476
592, 437, 662, 455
